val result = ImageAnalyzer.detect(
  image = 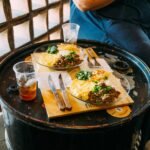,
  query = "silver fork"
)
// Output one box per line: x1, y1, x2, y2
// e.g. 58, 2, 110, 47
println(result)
86, 48, 101, 68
